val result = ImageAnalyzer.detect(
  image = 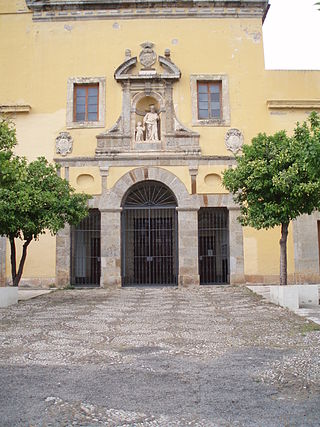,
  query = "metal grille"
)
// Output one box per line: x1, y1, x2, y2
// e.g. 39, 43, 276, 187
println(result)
122, 181, 178, 286
198, 208, 229, 285
124, 180, 177, 207
71, 209, 101, 287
